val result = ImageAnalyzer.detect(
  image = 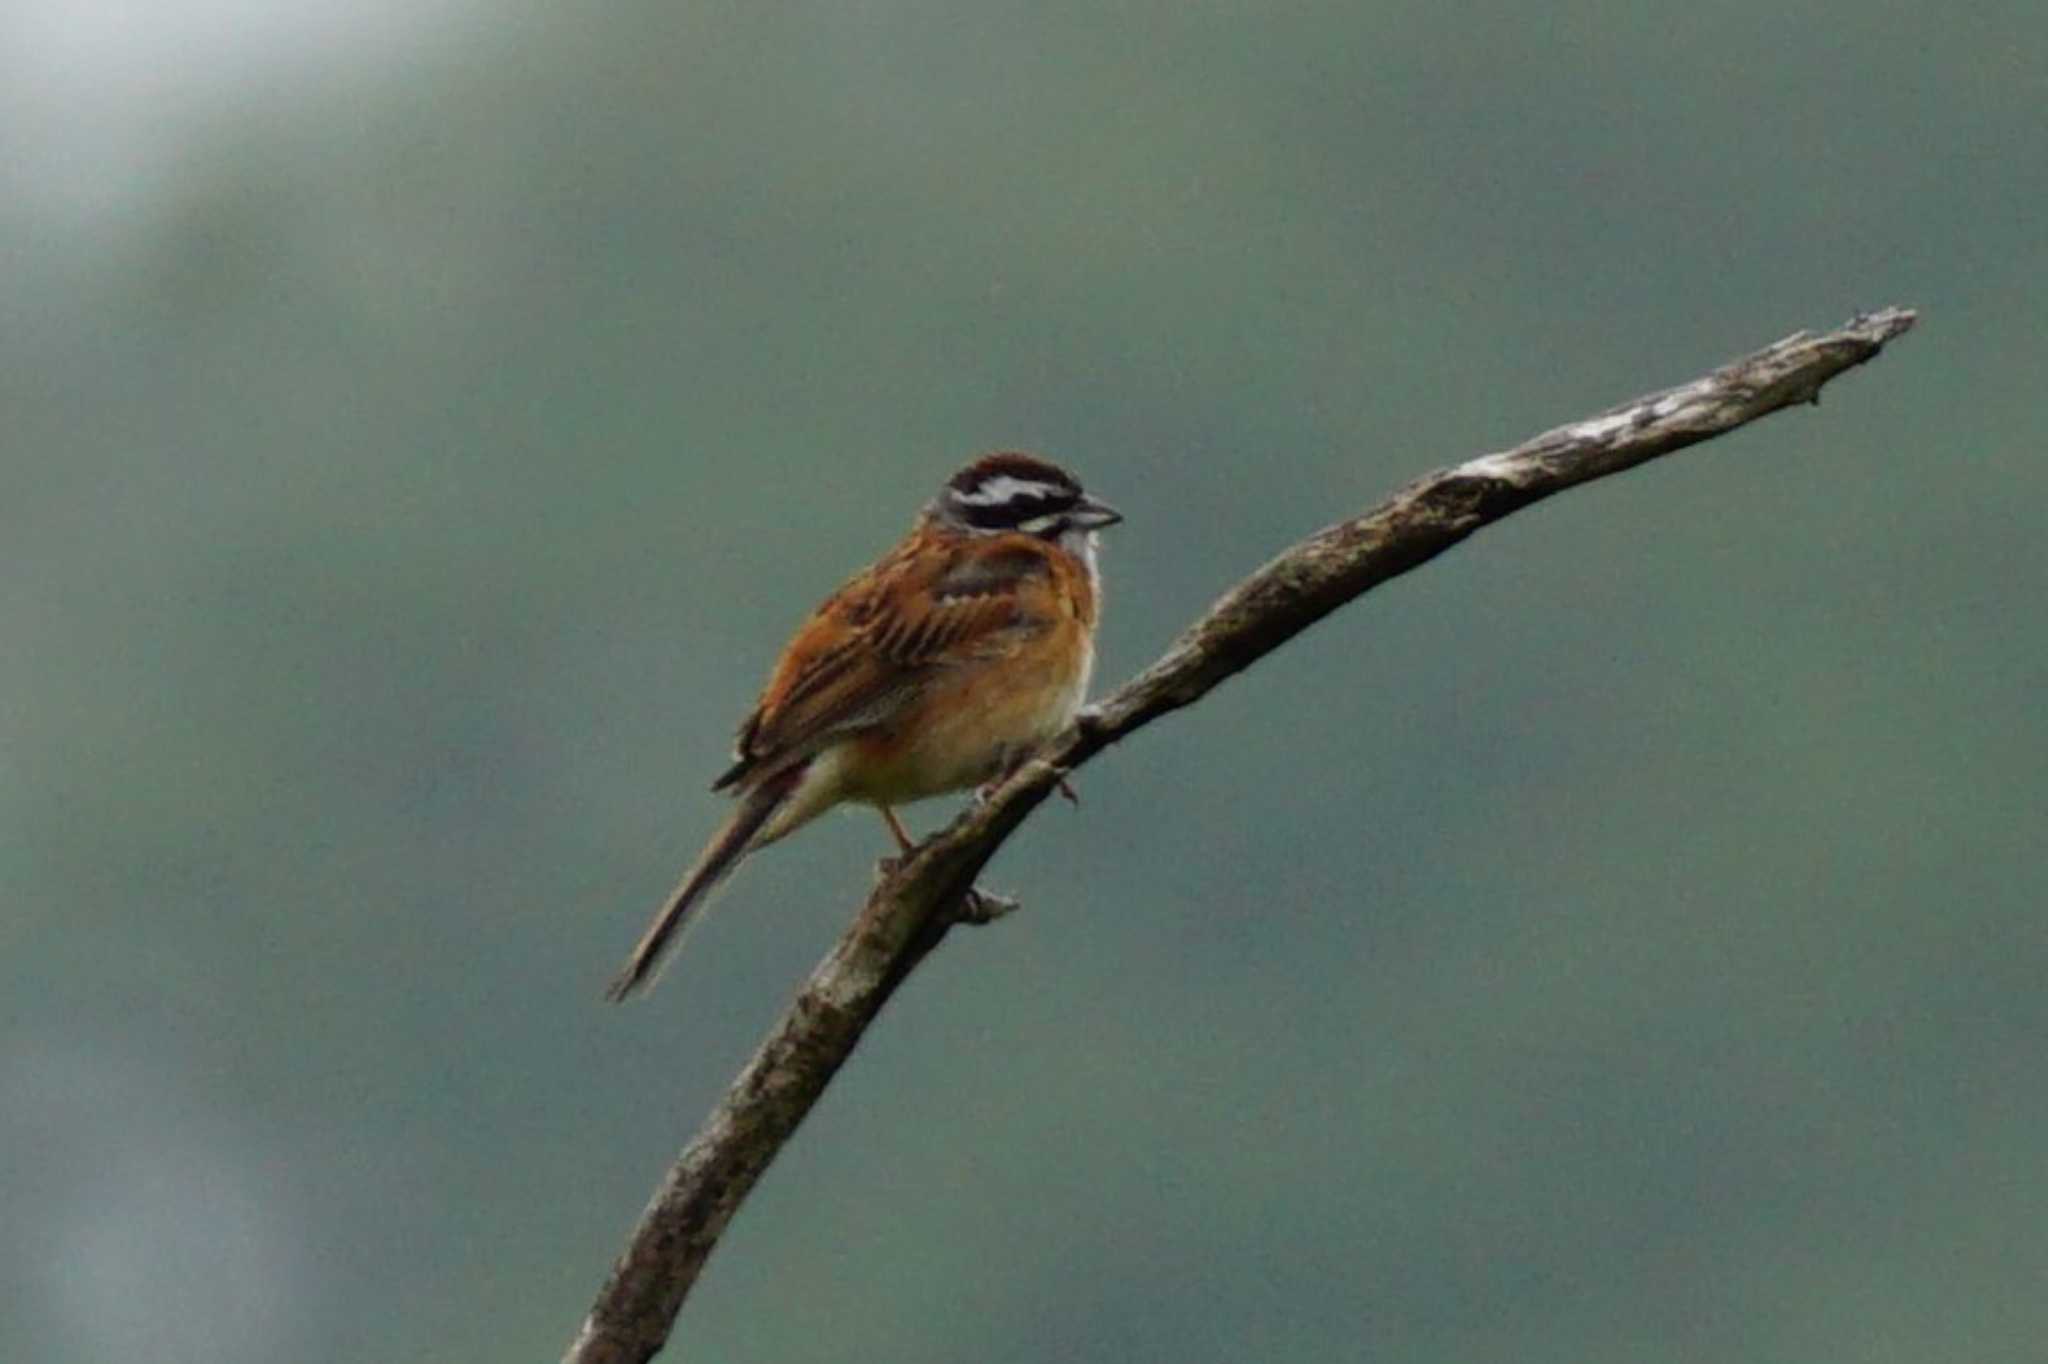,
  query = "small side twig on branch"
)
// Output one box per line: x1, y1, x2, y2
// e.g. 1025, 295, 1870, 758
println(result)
563, 308, 1918, 1364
